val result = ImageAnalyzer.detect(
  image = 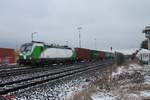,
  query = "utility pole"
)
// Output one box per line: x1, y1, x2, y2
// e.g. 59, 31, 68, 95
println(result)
31, 32, 37, 42
66, 41, 68, 46
77, 27, 82, 48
